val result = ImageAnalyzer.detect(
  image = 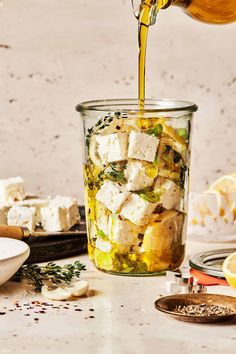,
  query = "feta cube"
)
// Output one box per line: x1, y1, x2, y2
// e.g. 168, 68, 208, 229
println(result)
120, 194, 157, 226
128, 131, 159, 162
96, 133, 128, 164
124, 160, 155, 191
108, 214, 140, 245
155, 178, 181, 210
41, 196, 80, 232
0, 177, 25, 205
15, 198, 50, 224
95, 238, 112, 253
96, 180, 130, 213
7, 206, 36, 232
0, 205, 10, 224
